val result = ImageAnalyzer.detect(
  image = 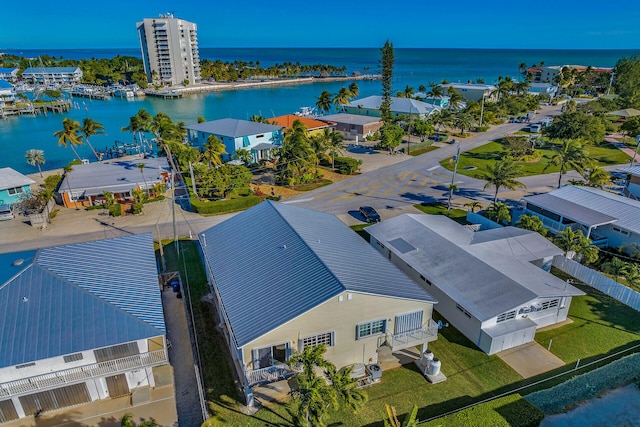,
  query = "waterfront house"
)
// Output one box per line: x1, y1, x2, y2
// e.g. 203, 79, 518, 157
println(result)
184, 118, 284, 163
0, 233, 171, 422
0, 81, 16, 107
527, 65, 613, 83
528, 82, 559, 97
57, 158, 170, 209
343, 95, 440, 120
319, 113, 383, 140
414, 93, 451, 109
440, 83, 497, 102
21, 67, 83, 85
0, 168, 35, 206
199, 201, 438, 405
366, 214, 583, 355
0, 68, 19, 82
269, 114, 332, 135
521, 185, 640, 250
